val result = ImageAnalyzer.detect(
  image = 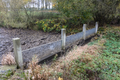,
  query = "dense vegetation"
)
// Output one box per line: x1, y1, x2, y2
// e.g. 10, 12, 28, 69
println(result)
71, 27, 120, 79
56, 0, 120, 24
